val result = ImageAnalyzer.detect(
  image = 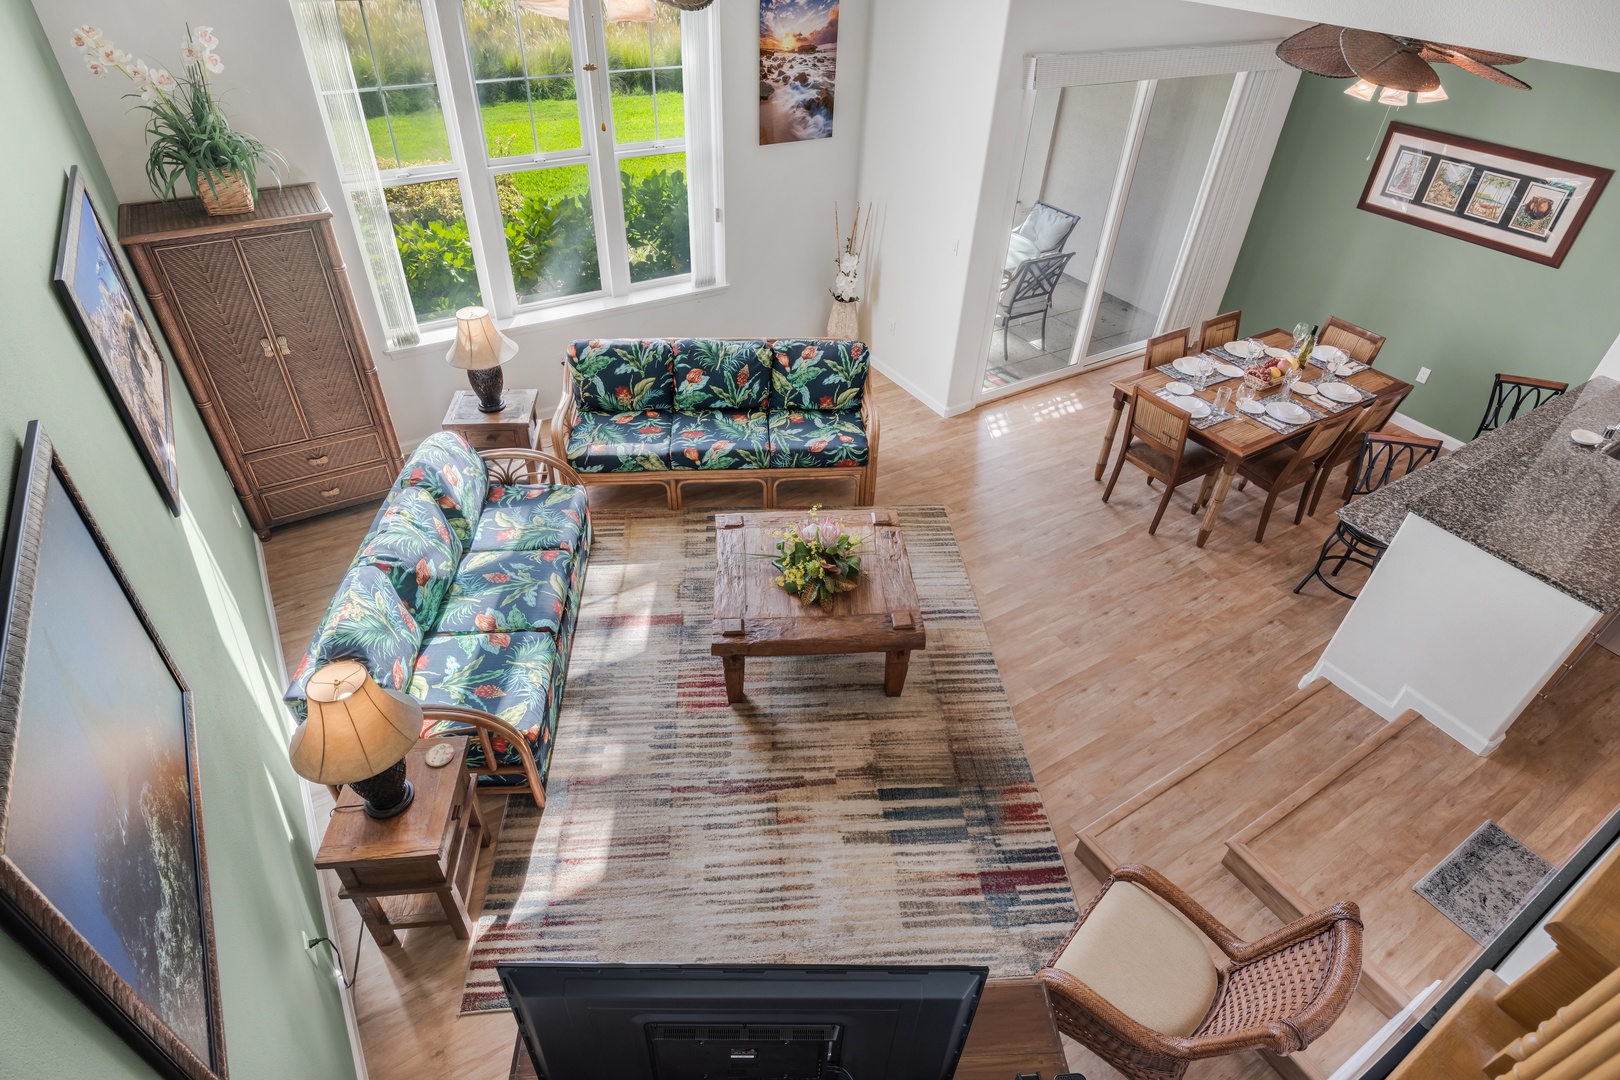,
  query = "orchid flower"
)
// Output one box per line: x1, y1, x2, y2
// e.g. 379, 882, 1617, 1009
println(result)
195, 26, 218, 49
203, 51, 223, 74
